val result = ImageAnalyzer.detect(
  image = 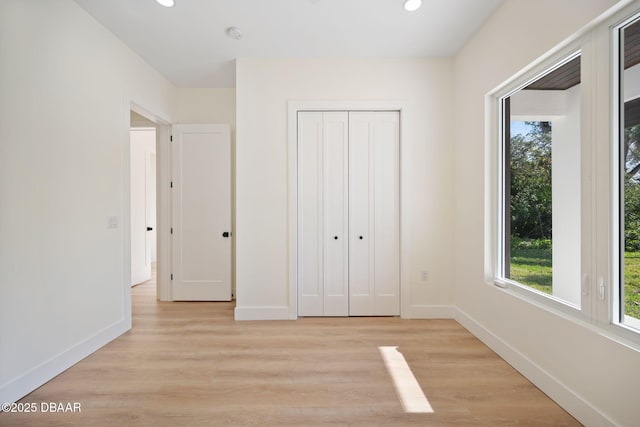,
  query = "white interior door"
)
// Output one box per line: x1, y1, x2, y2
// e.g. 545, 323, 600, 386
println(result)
347, 115, 372, 313
298, 112, 324, 316
171, 124, 231, 301
323, 112, 349, 316
298, 112, 349, 316
130, 128, 156, 286
349, 112, 400, 315
147, 152, 157, 263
